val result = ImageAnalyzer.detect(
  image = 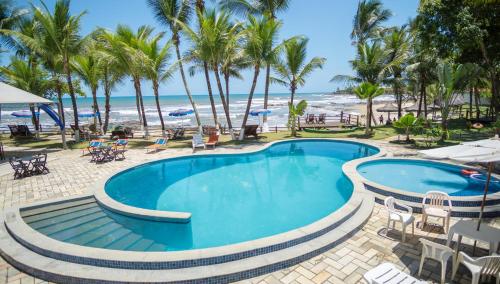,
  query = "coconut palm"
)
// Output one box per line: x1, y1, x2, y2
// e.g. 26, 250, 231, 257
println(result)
384, 25, 411, 118
72, 45, 103, 132
0, 0, 28, 56
100, 25, 152, 137
271, 37, 326, 105
180, 9, 241, 138
141, 37, 177, 136
147, 0, 202, 132
288, 99, 307, 137
353, 82, 385, 134
219, 0, 290, 19
239, 15, 280, 140
220, 37, 248, 107
351, 0, 392, 45
31, 0, 87, 141
221, 0, 289, 123
393, 113, 423, 142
